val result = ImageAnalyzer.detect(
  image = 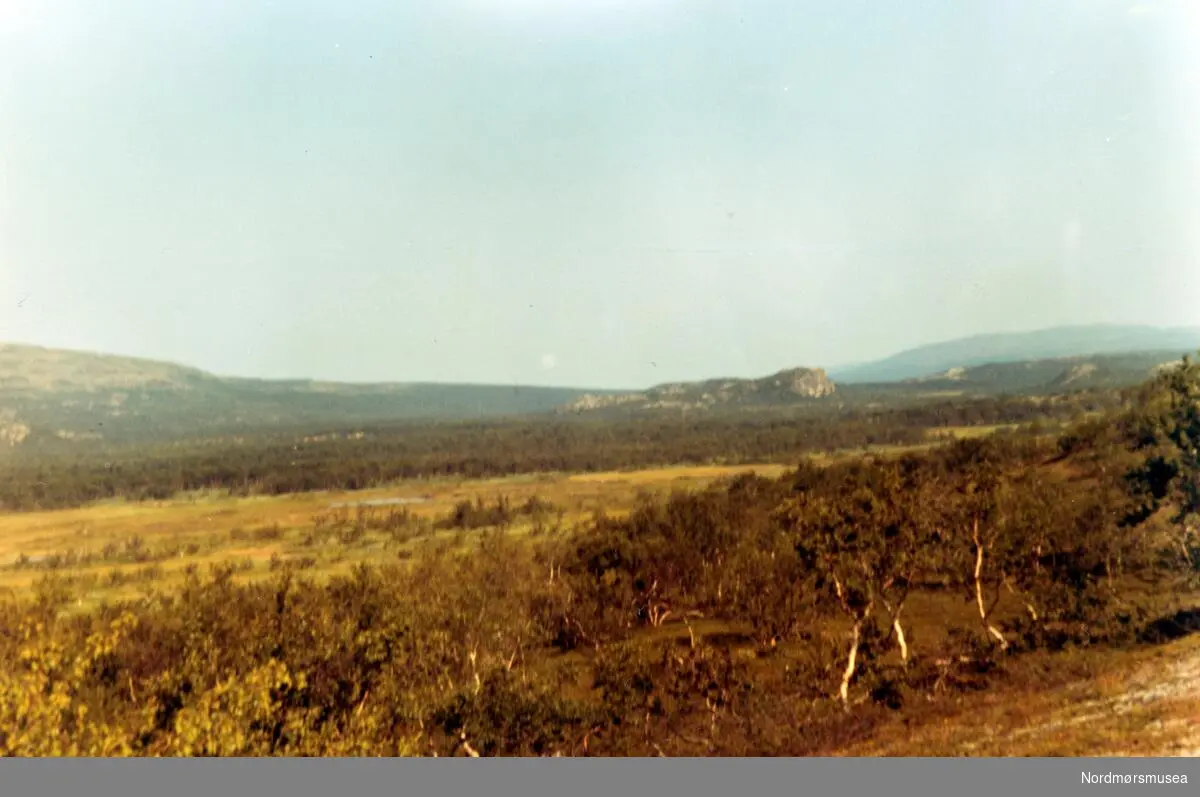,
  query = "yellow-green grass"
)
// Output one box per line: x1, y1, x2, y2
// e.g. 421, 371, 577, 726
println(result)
0, 462, 793, 606
0, 423, 1045, 612
0, 439, 990, 609
926, 424, 1019, 440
